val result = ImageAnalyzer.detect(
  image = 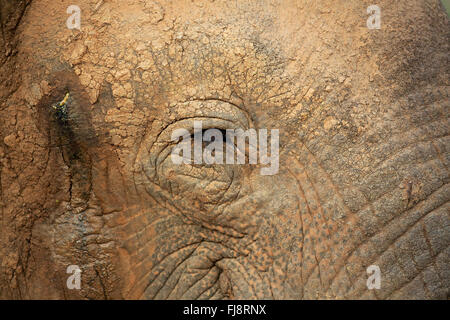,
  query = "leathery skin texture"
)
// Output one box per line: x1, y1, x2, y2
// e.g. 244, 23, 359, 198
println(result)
0, 0, 448, 300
